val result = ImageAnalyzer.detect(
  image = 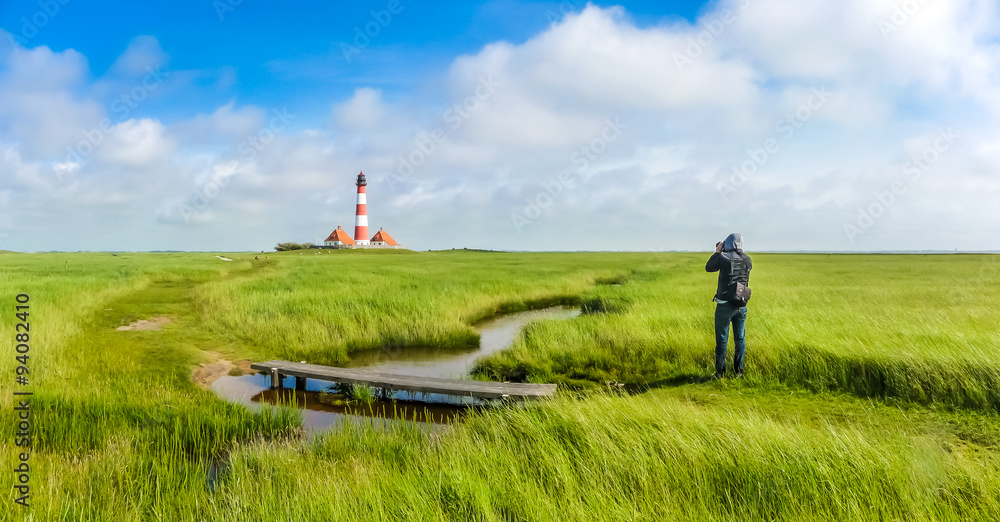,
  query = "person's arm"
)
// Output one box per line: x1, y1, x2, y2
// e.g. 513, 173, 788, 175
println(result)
706, 242, 725, 272
706, 253, 724, 272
